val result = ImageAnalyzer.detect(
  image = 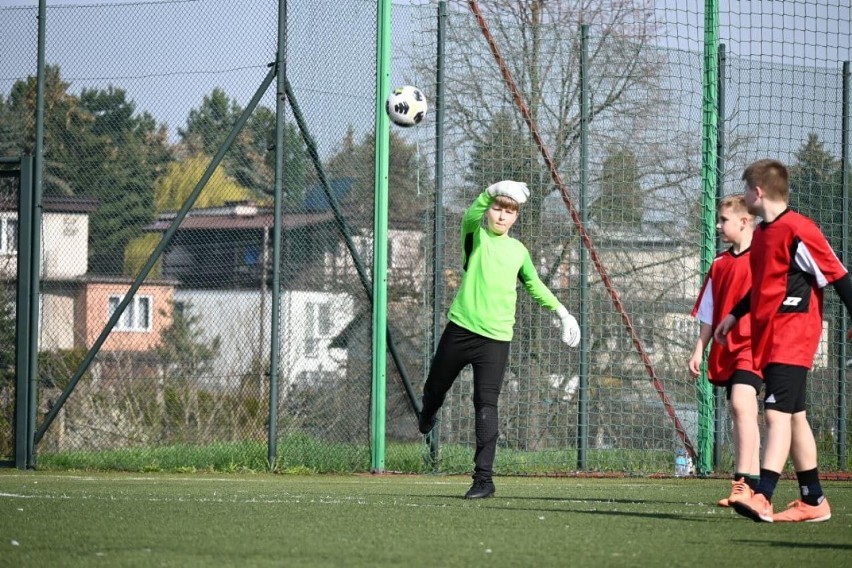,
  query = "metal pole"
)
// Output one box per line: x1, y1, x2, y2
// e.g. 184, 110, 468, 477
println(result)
371, 0, 392, 473
267, 0, 287, 470
838, 60, 849, 470
713, 43, 726, 472
427, 0, 447, 469
35, 66, 278, 444
577, 24, 590, 469
14, 157, 33, 470
26, 0, 48, 468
